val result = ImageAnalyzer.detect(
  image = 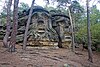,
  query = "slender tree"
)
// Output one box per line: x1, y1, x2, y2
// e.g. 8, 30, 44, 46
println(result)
23, 0, 35, 50
86, 0, 93, 62
9, 0, 19, 52
68, 7, 75, 52
3, 0, 13, 48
